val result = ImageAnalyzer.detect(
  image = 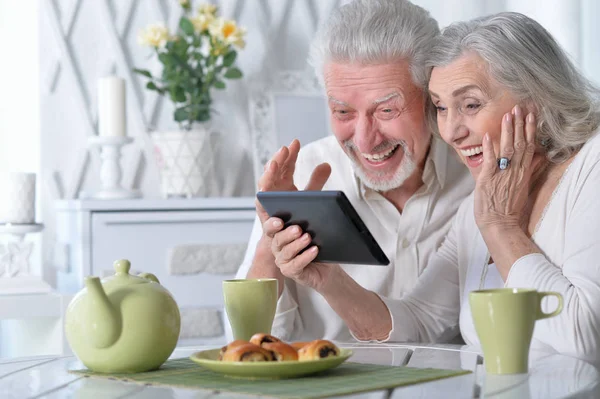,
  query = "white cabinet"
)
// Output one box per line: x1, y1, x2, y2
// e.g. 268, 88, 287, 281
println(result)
54, 197, 256, 345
